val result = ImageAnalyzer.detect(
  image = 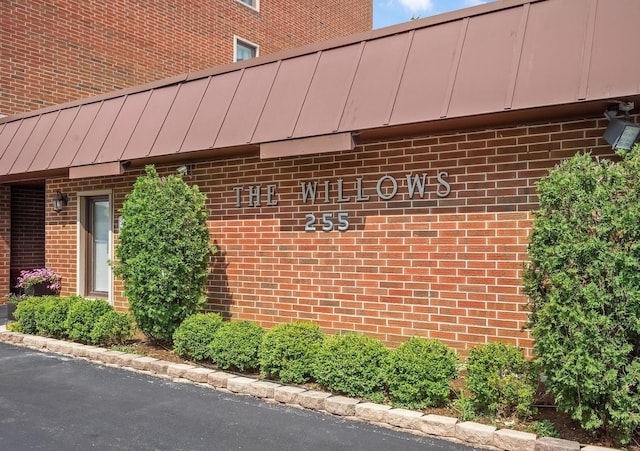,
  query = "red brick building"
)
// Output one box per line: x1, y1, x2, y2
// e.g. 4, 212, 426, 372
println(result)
1, 0, 371, 296
1, 0, 639, 354
1, 0, 372, 116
